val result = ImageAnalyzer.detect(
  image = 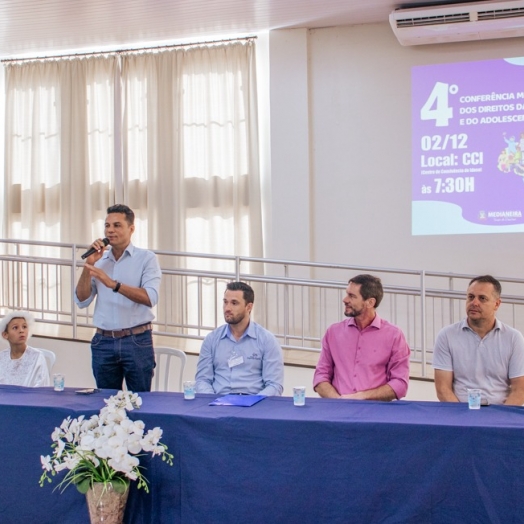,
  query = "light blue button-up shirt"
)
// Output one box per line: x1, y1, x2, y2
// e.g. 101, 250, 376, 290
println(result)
195, 321, 284, 396
74, 243, 161, 330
